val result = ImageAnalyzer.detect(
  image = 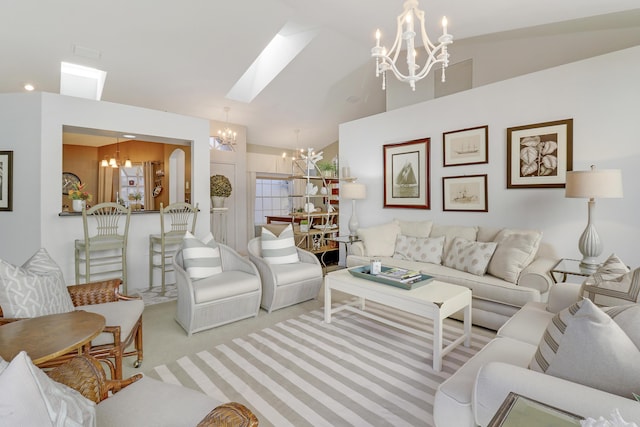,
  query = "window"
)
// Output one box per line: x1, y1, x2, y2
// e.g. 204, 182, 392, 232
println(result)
255, 177, 292, 224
